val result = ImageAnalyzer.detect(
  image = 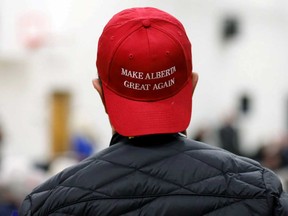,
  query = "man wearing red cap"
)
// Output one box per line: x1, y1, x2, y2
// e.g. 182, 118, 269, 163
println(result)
20, 7, 287, 216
